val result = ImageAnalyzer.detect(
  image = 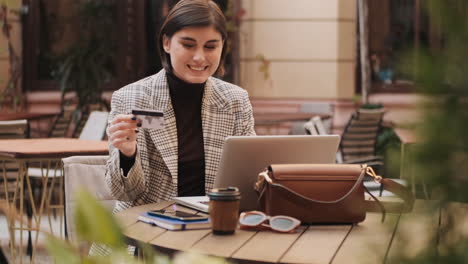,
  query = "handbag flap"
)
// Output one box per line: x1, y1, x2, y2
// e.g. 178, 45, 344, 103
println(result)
269, 164, 363, 181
